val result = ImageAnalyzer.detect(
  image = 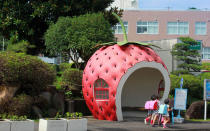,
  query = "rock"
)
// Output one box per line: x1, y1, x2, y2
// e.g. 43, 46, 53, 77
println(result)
32, 106, 43, 118
39, 92, 52, 106
46, 85, 57, 94
48, 108, 57, 117
185, 101, 204, 119
0, 85, 19, 103
52, 92, 65, 114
